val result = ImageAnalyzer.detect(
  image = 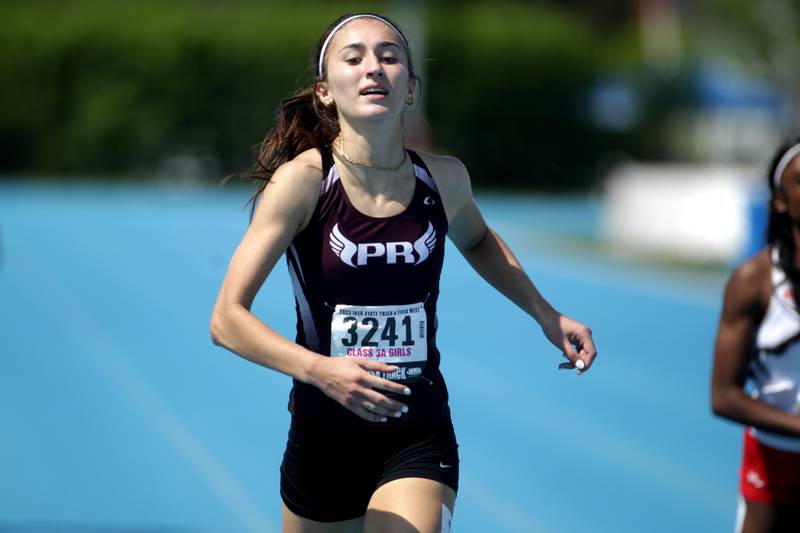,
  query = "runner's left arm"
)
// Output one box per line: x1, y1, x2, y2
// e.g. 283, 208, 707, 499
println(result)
438, 157, 597, 372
